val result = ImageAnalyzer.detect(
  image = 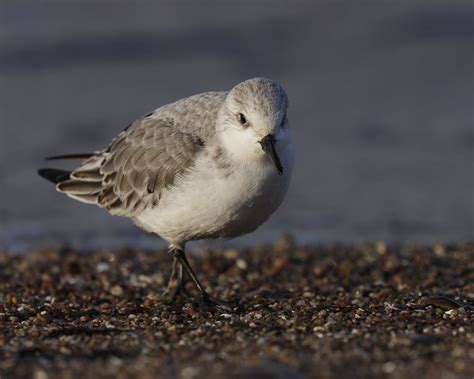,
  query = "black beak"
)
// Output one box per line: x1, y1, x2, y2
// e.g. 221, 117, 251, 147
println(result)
259, 134, 284, 175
